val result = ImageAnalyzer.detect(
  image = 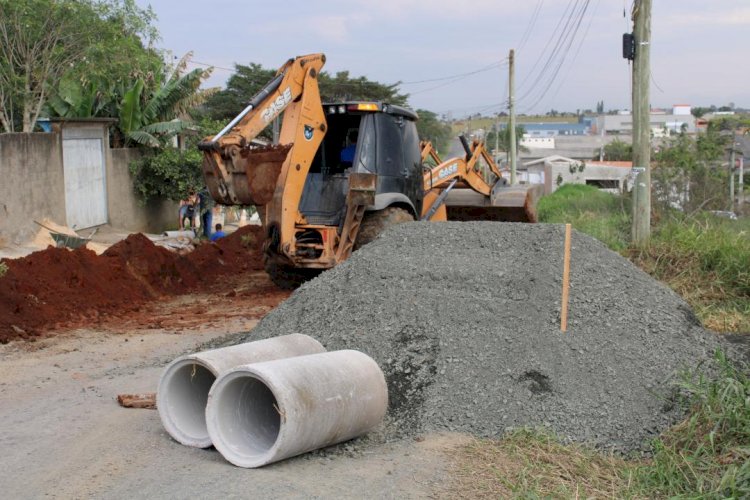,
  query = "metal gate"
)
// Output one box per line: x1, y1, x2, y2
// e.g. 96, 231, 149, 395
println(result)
63, 138, 108, 229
